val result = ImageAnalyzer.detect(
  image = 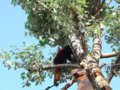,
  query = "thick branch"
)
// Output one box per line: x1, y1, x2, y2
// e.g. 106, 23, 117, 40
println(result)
43, 64, 82, 70
91, 33, 112, 89
68, 32, 85, 63
101, 52, 119, 58
93, 37, 102, 61
28, 63, 83, 72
